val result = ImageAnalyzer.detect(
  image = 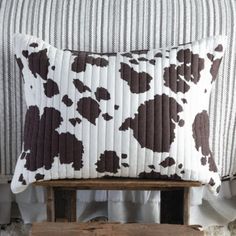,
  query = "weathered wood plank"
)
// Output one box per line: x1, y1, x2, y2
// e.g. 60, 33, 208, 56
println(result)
34, 179, 201, 189
46, 187, 55, 222
31, 222, 204, 236
66, 189, 76, 222
54, 189, 77, 222
183, 187, 190, 225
